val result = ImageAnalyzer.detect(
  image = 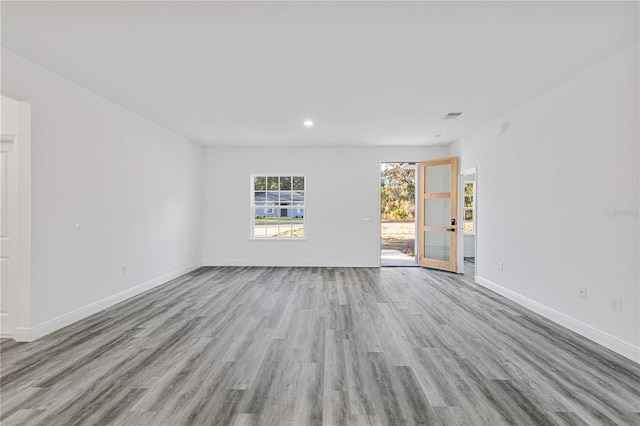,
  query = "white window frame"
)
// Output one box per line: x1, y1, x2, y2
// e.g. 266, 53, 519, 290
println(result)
250, 174, 306, 239
463, 180, 475, 235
